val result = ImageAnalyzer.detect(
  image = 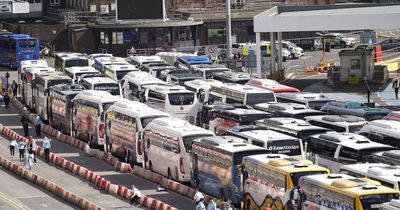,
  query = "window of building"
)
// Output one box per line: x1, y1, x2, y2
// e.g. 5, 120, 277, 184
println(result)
351, 59, 360, 69
100, 31, 109, 44
50, 0, 60, 5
